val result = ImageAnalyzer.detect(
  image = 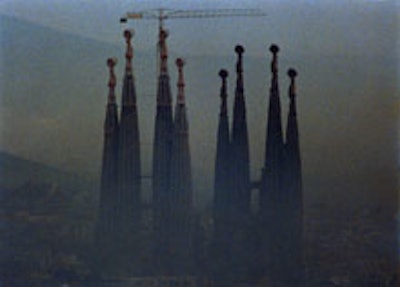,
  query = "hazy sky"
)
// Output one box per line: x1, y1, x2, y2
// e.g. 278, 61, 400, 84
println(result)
1, 0, 398, 57
0, 0, 398, 205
